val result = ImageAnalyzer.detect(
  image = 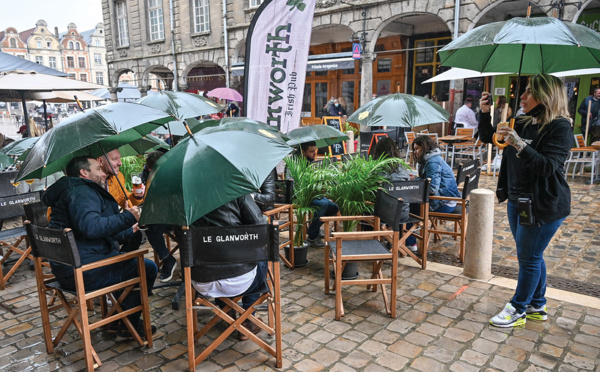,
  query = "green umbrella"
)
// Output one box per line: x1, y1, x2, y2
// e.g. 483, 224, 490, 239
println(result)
137, 91, 224, 138
140, 128, 293, 226
0, 137, 39, 157
0, 152, 14, 169
438, 16, 600, 75
16, 103, 173, 181
346, 93, 449, 128
286, 124, 349, 148
438, 12, 600, 132
118, 134, 169, 157
191, 117, 290, 142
